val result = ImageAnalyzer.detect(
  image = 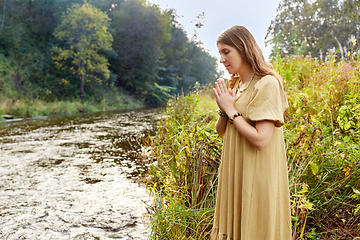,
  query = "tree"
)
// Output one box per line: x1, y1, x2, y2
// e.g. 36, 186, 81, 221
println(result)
159, 10, 219, 93
157, 10, 192, 91
0, 0, 6, 34
0, 0, 219, 105
111, 0, 172, 105
52, 3, 113, 98
0, 0, 59, 99
266, 0, 360, 59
